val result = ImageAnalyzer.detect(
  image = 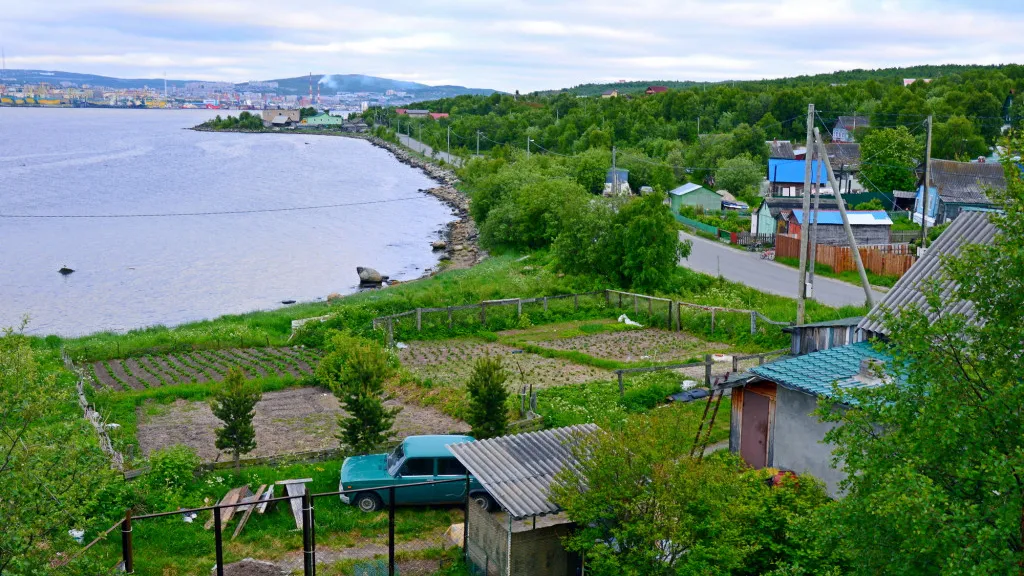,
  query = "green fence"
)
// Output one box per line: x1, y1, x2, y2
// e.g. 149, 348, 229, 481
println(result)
674, 213, 719, 236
